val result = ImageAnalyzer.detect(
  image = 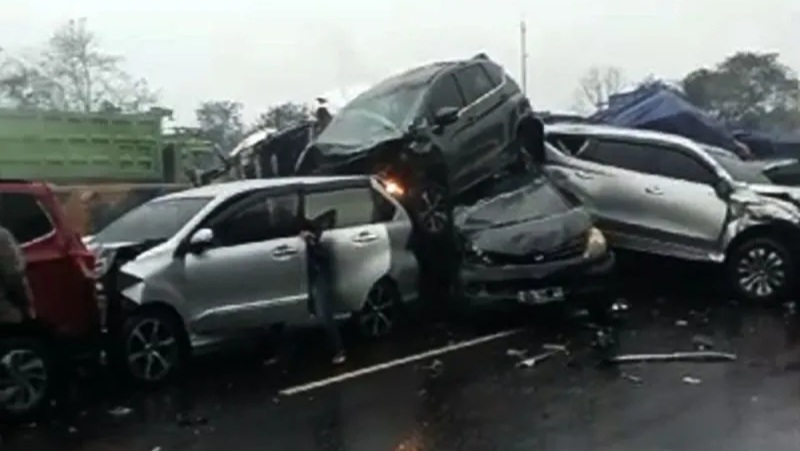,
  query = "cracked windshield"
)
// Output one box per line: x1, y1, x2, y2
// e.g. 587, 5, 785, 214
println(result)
1, 1, 799, 450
